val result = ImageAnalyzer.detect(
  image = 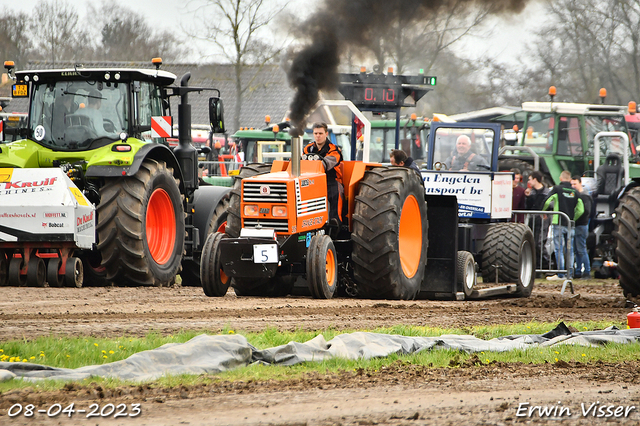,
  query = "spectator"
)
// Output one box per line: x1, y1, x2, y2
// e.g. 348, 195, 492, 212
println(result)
571, 176, 593, 279
525, 171, 550, 270
511, 168, 526, 223
512, 168, 526, 189
390, 149, 421, 175
543, 170, 585, 280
